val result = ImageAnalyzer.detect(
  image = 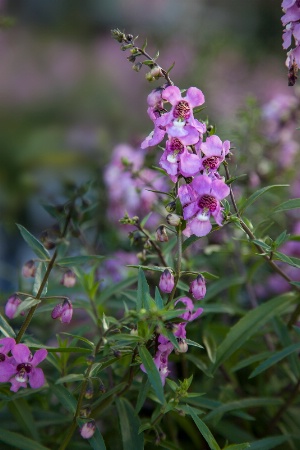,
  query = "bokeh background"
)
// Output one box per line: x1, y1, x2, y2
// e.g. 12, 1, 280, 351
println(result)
0, 0, 296, 293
